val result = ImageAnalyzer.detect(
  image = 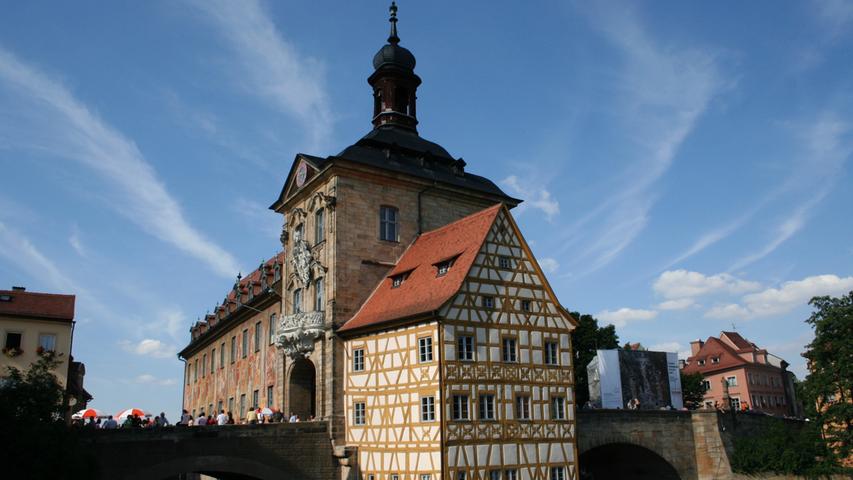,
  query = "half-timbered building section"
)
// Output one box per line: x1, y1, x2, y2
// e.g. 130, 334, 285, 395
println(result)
441, 208, 578, 480
344, 322, 442, 479
339, 204, 578, 480
179, 253, 284, 421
